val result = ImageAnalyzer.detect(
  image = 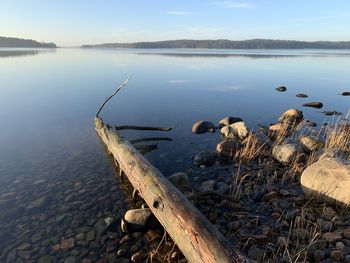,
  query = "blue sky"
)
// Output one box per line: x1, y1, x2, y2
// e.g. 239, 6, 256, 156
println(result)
1, 0, 350, 46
